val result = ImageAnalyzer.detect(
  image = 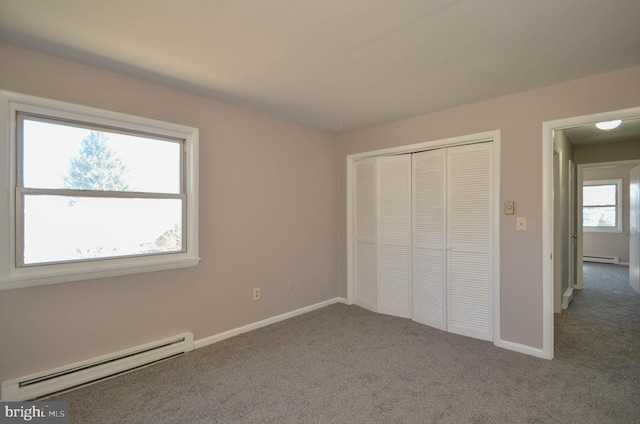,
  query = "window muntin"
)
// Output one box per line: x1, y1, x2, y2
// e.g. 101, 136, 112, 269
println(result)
583, 179, 622, 232
0, 91, 199, 290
